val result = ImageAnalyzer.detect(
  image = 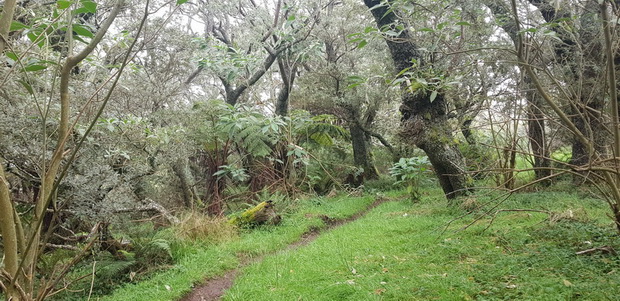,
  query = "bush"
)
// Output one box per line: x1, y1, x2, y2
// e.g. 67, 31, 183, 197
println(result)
389, 156, 431, 202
